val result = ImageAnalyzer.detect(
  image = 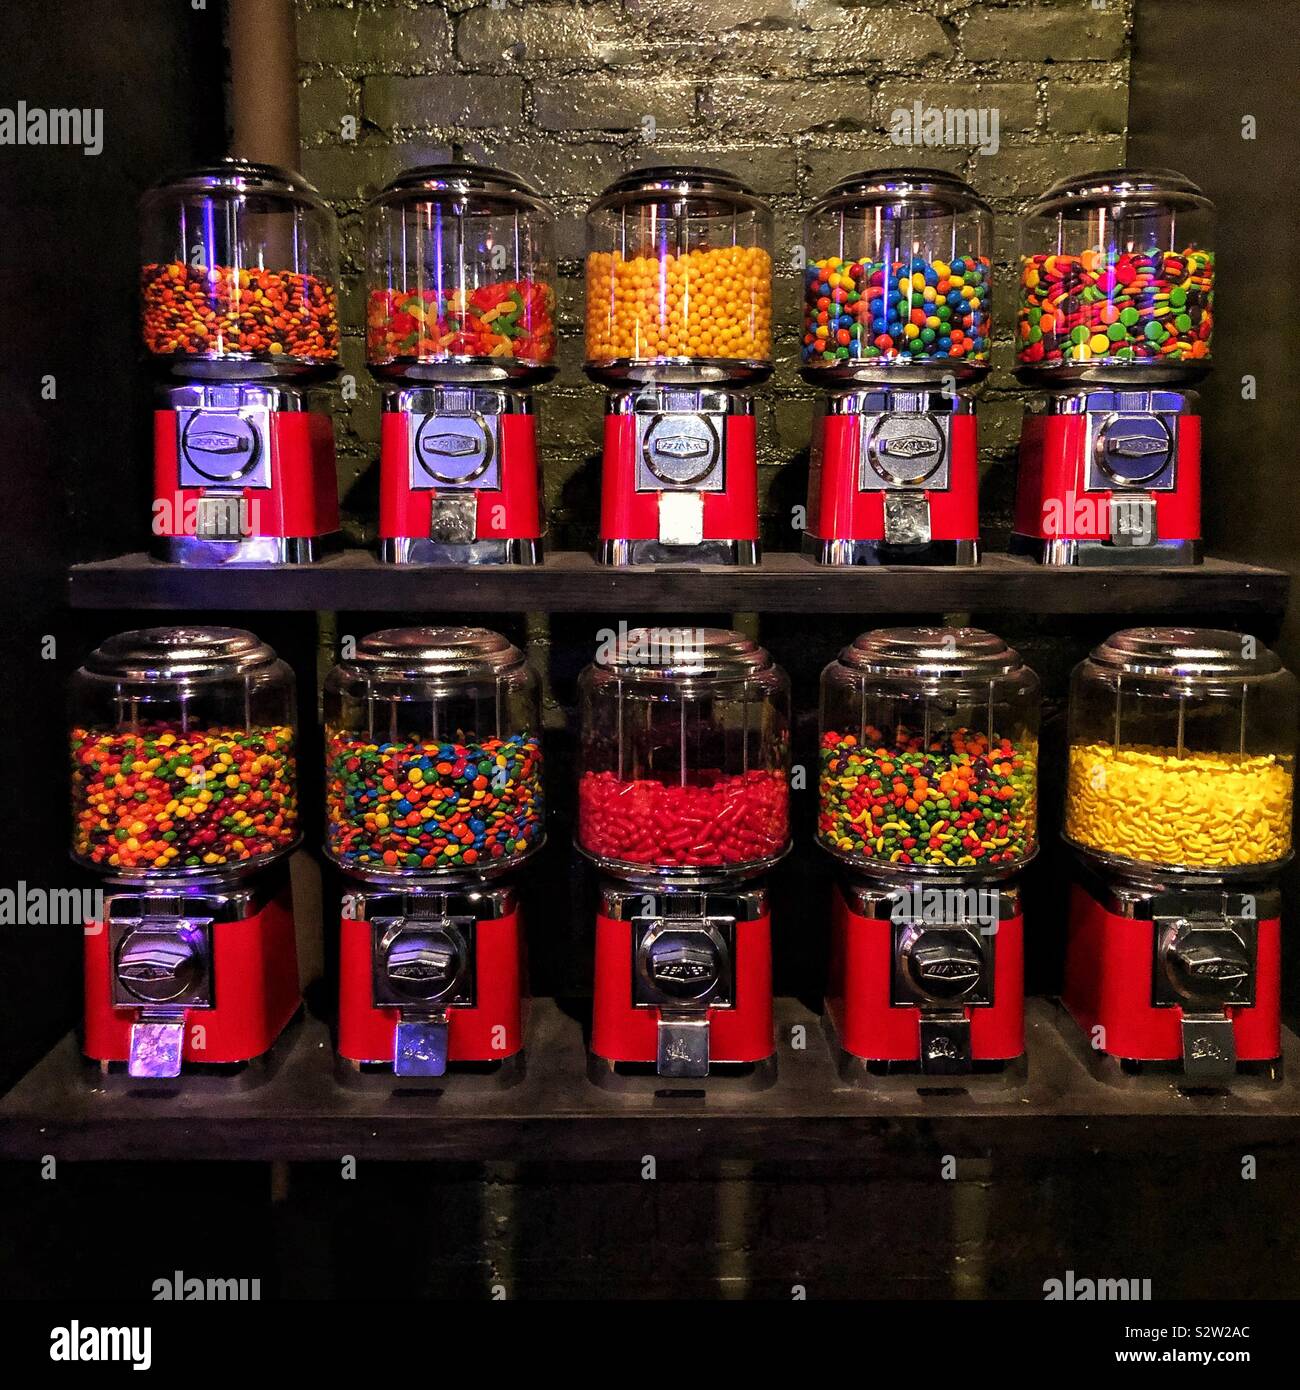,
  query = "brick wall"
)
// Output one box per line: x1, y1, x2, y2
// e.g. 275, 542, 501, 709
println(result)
296, 0, 1132, 548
